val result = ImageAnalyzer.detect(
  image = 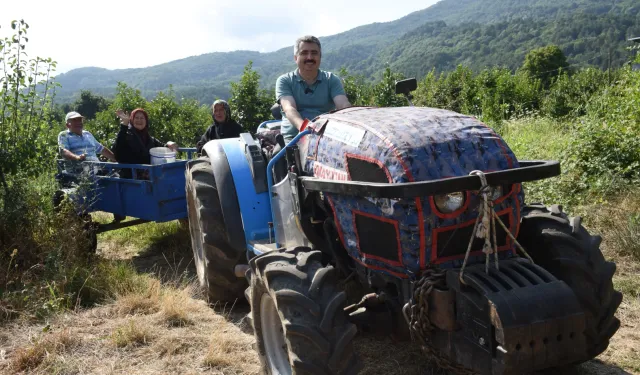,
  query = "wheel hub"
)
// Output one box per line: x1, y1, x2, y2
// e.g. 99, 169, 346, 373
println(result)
187, 188, 206, 286
260, 294, 291, 375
